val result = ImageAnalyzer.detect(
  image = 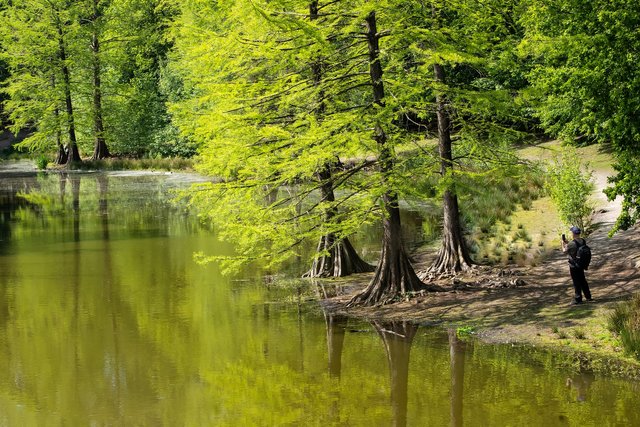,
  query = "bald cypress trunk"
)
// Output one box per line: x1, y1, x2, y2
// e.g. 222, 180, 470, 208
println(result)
349, 11, 441, 306
57, 23, 81, 166
429, 62, 473, 274
90, 0, 109, 160
304, 1, 373, 278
